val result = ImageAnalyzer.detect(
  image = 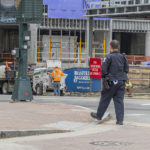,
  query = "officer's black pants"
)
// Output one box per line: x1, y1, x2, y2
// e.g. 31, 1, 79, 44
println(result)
97, 81, 125, 122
